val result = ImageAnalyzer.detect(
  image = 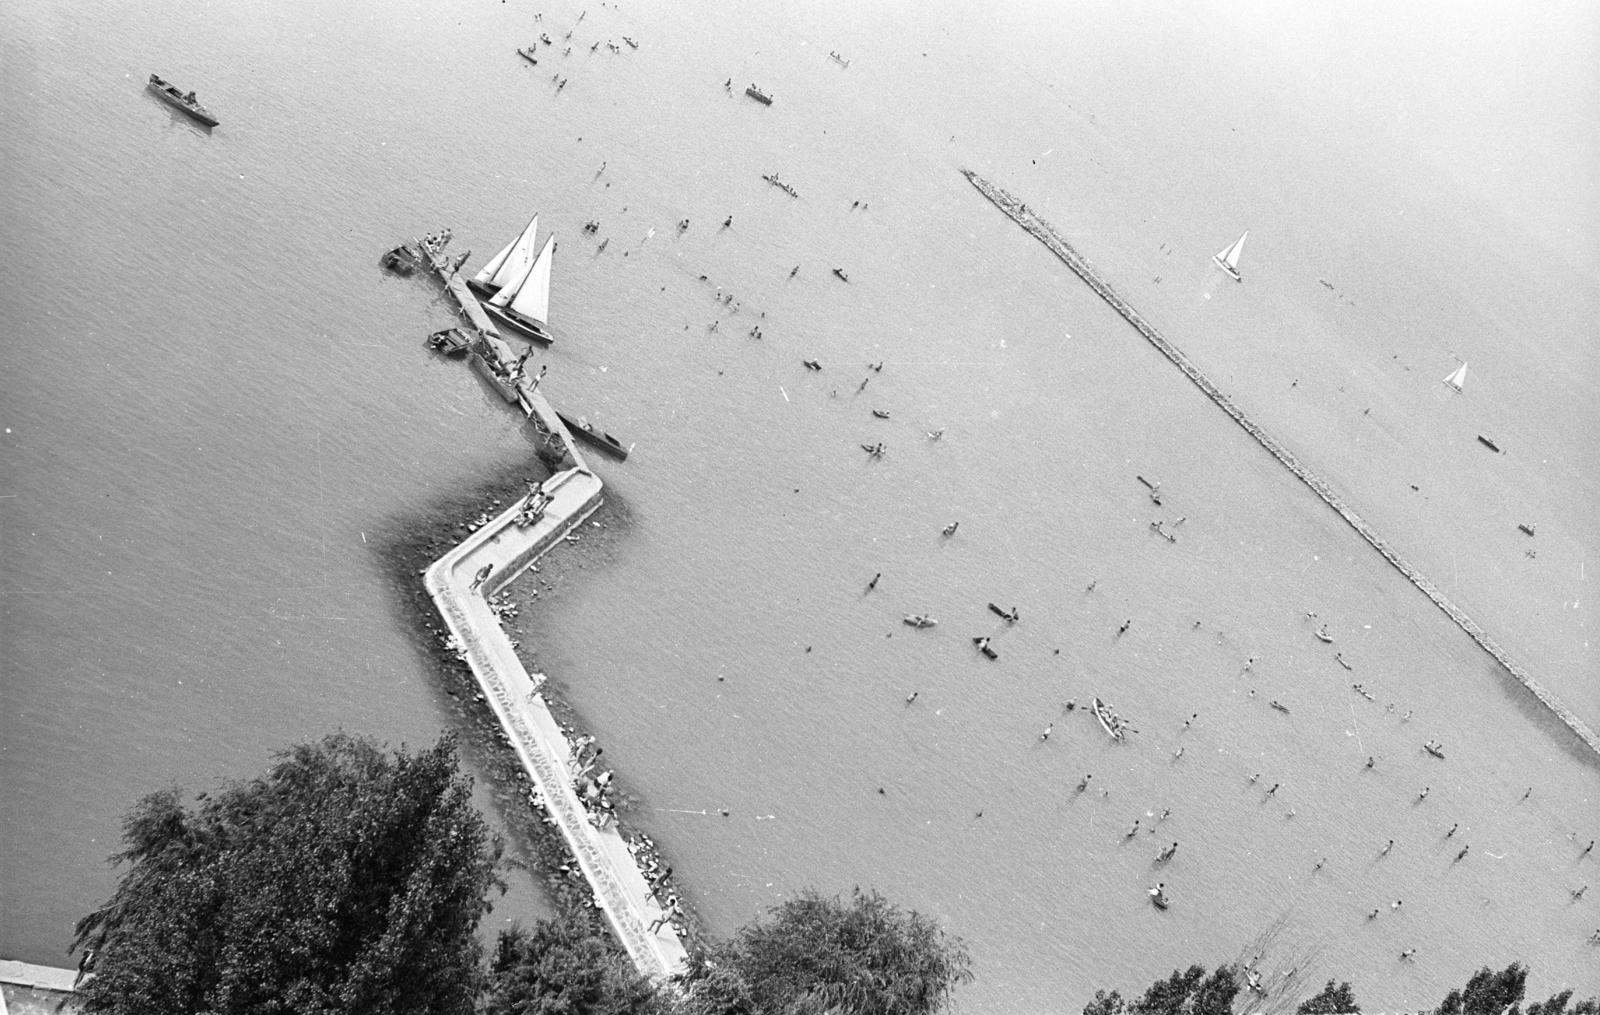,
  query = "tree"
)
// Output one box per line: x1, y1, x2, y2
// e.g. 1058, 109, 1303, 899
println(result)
71, 732, 499, 1015
483, 919, 662, 1015
1437, 964, 1528, 1015
1525, 990, 1600, 1015
721, 887, 972, 1015
1299, 980, 1361, 1015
